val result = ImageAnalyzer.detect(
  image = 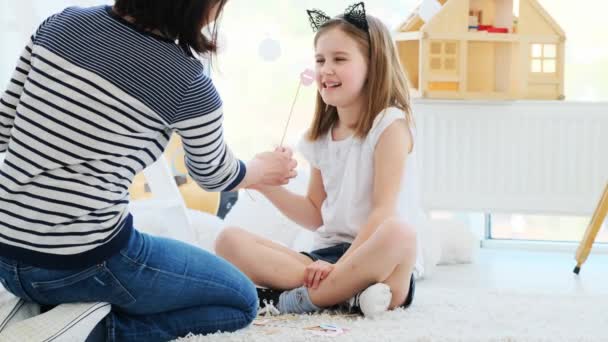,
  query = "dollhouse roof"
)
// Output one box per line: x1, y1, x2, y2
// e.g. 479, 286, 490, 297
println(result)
398, 5, 423, 32
397, 0, 564, 36
526, 0, 564, 36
